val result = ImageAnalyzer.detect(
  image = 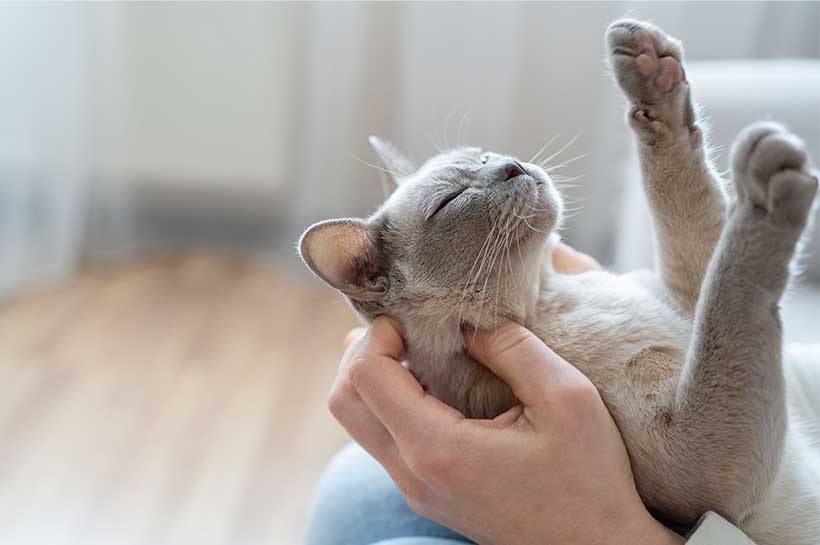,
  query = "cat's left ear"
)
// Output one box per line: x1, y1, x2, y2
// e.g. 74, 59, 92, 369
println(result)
369, 135, 415, 186
299, 218, 388, 301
